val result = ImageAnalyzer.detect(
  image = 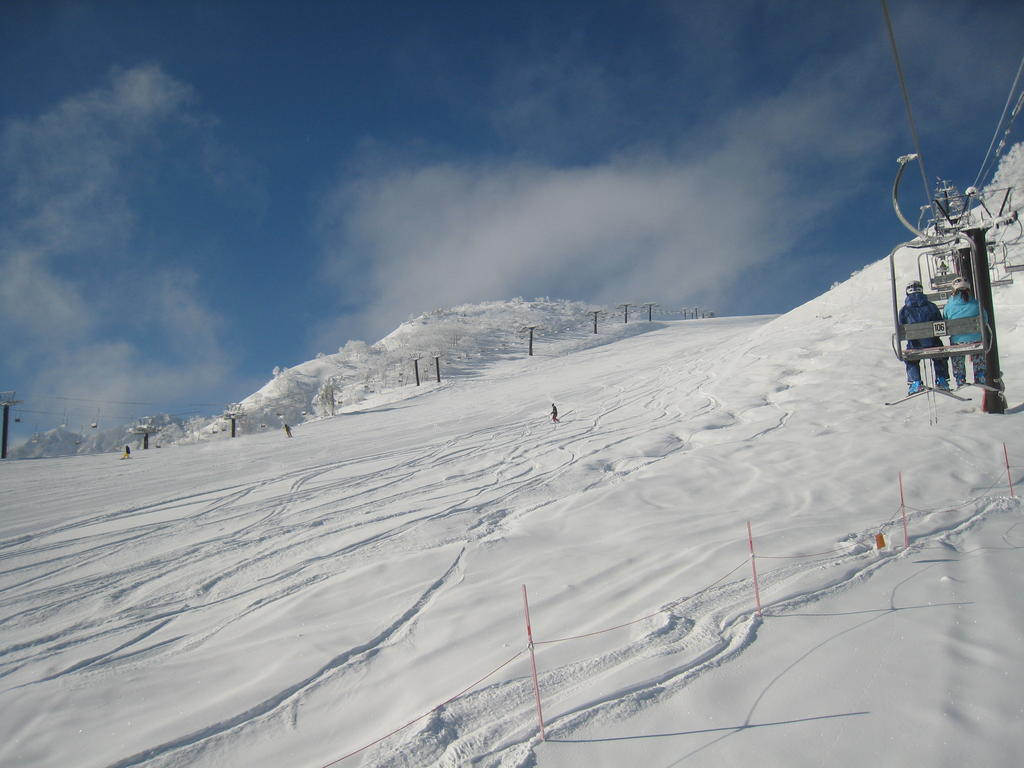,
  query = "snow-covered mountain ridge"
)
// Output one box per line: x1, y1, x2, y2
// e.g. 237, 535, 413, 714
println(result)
10, 298, 694, 458
237, 298, 689, 429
